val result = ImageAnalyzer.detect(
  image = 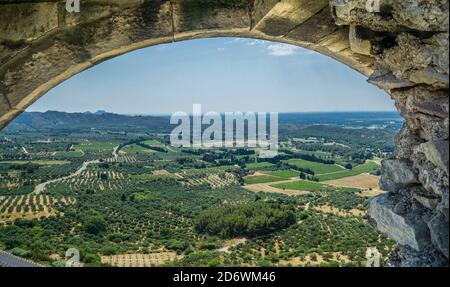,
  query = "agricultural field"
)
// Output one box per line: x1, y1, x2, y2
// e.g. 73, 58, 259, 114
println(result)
101, 252, 180, 267
244, 174, 286, 185
46, 168, 131, 194
122, 144, 155, 155
316, 161, 380, 181
0, 111, 401, 267
217, 212, 394, 267
245, 162, 275, 170
283, 159, 344, 174
54, 151, 84, 158
296, 150, 332, 158
0, 160, 70, 166
262, 170, 299, 178
0, 194, 75, 223
271, 180, 360, 193
324, 173, 380, 190
177, 169, 239, 189
142, 140, 166, 147
214, 165, 241, 171
105, 155, 138, 163
73, 142, 117, 152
